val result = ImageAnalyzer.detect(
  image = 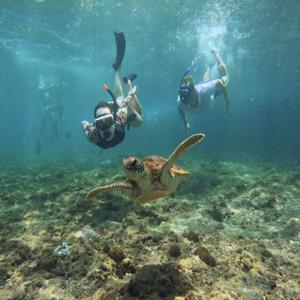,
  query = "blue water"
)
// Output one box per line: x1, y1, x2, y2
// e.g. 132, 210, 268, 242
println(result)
0, 0, 300, 165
